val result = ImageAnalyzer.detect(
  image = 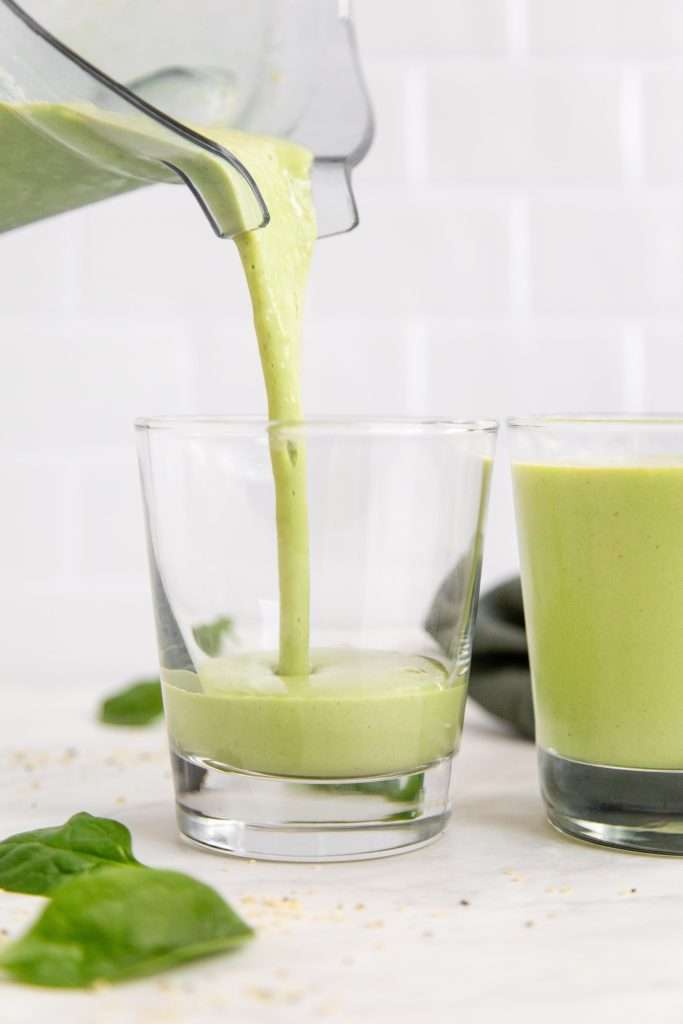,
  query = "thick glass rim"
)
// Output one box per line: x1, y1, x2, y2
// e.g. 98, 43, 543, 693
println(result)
135, 415, 499, 437
508, 413, 683, 429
